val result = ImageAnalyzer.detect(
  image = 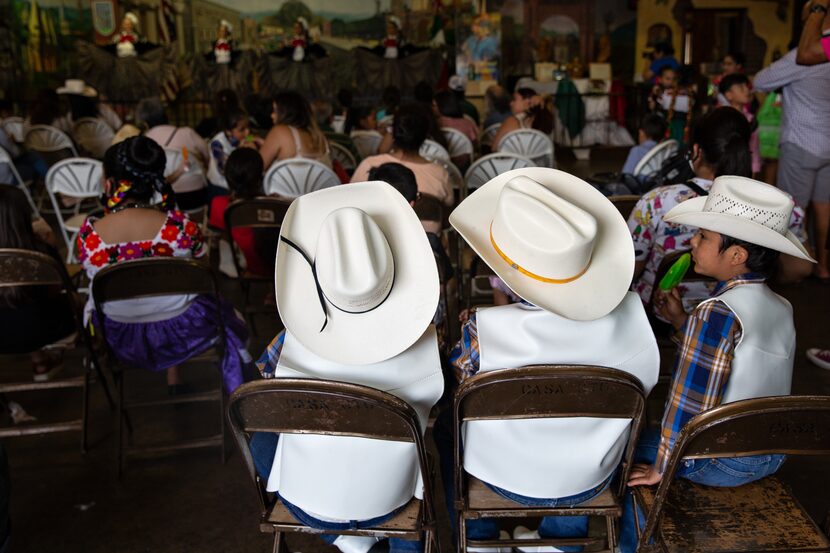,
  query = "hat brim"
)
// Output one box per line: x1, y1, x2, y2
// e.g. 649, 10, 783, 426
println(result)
450, 168, 635, 321
57, 87, 97, 98
665, 197, 815, 262
276, 181, 439, 365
